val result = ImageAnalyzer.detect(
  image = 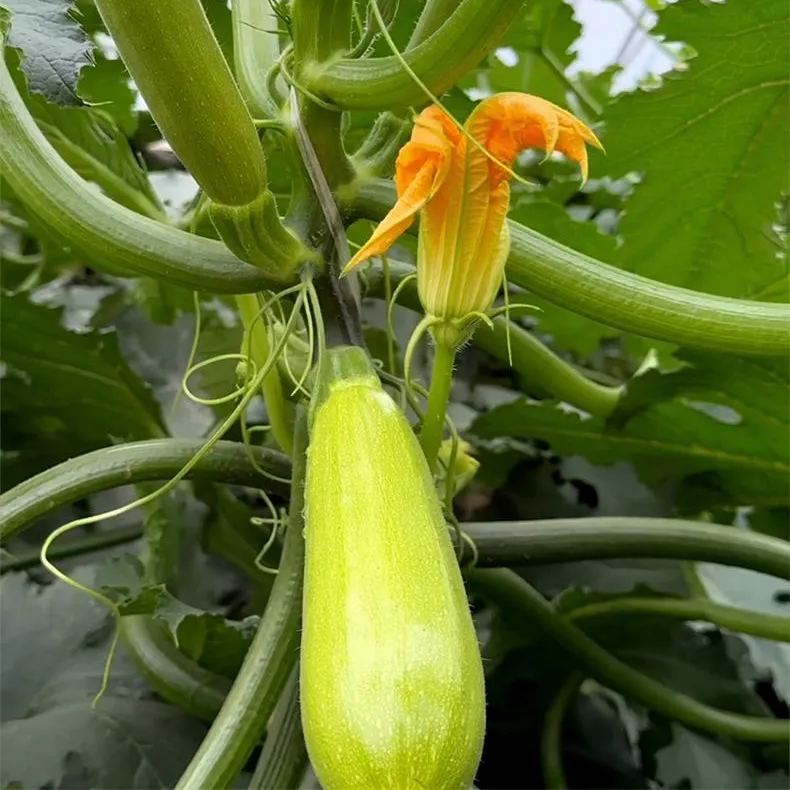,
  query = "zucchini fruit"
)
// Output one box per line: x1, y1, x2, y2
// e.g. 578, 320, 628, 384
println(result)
301, 346, 485, 789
